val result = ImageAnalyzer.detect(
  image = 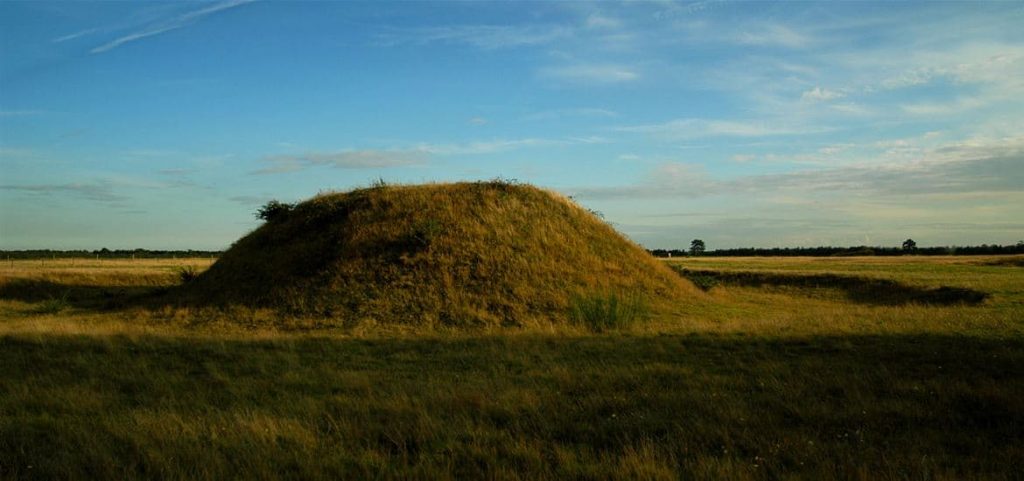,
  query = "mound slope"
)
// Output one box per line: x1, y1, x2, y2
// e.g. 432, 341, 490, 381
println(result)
181, 181, 694, 327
